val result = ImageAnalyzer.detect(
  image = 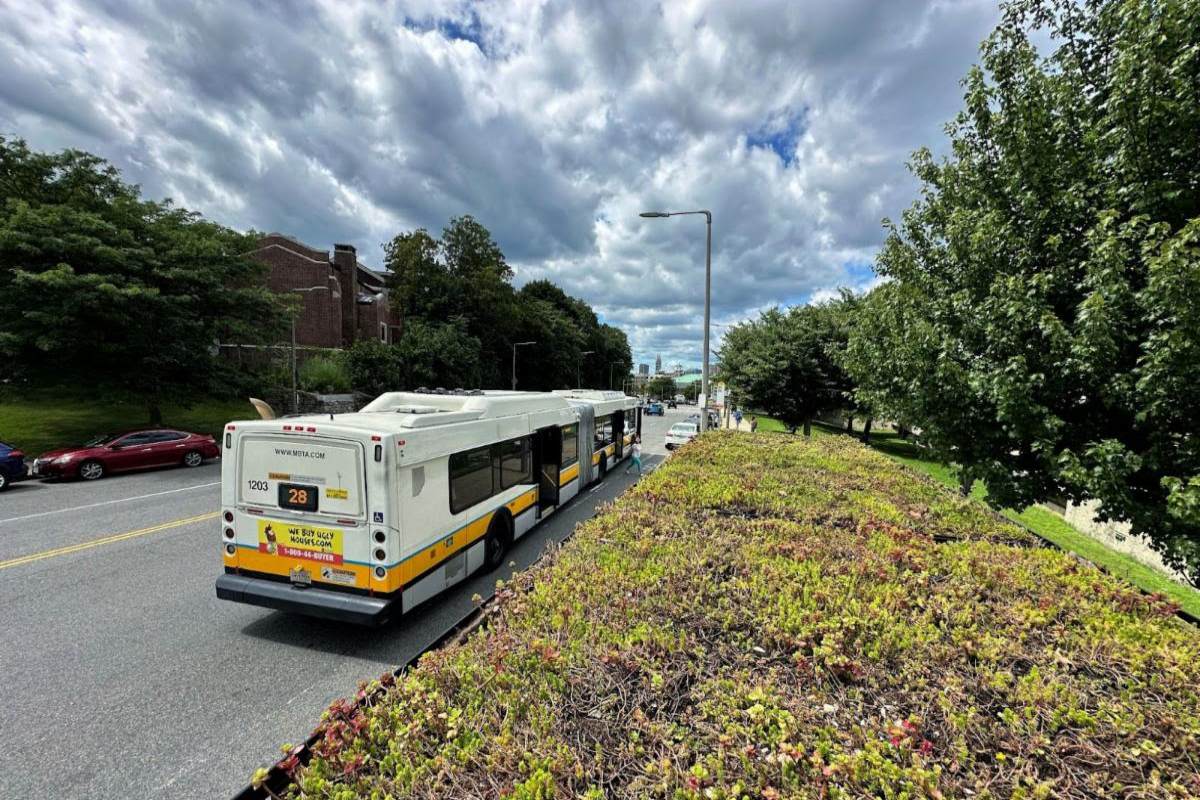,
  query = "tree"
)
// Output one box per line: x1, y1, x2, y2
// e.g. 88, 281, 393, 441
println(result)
393, 319, 482, 390
717, 305, 844, 435
646, 376, 675, 401
441, 215, 516, 387
343, 339, 401, 397
382, 221, 626, 392
855, 0, 1200, 583
0, 137, 283, 422
512, 296, 586, 390
594, 323, 633, 390
383, 229, 453, 336
515, 279, 631, 390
